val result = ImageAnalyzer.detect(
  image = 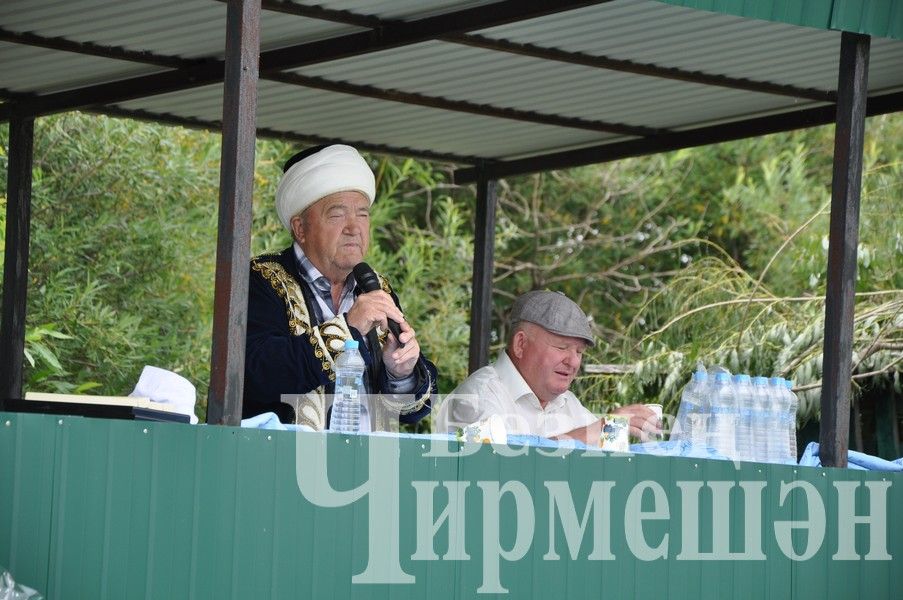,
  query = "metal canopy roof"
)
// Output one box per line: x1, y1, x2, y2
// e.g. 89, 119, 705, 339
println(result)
2, 0, 902, 180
